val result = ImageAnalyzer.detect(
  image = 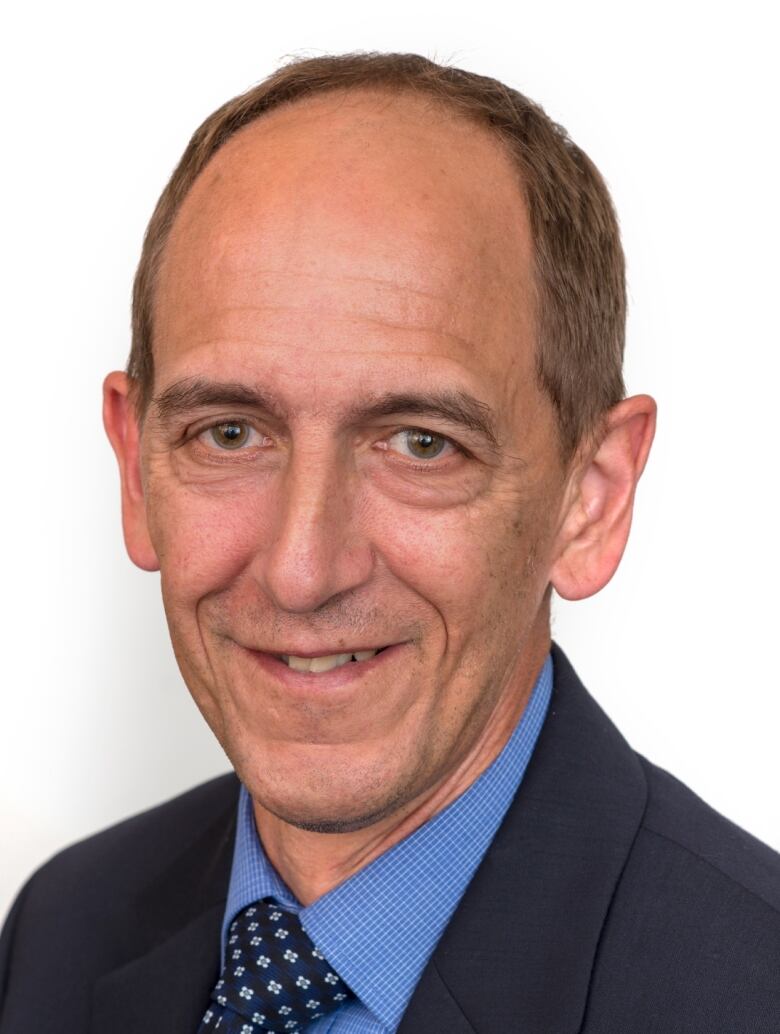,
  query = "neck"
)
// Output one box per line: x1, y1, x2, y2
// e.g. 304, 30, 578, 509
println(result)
252, 633, 551, 905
